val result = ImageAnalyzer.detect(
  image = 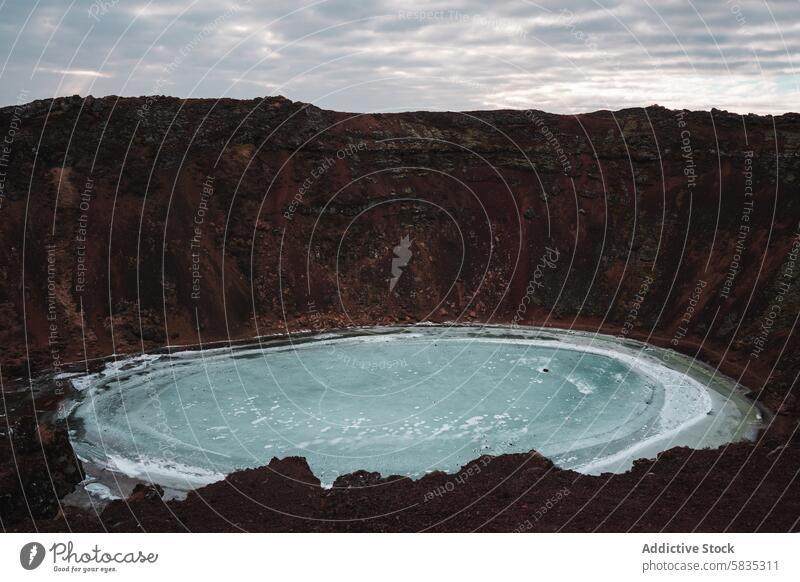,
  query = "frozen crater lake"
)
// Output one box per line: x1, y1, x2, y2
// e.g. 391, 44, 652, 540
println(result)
64, 326, 762, 495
